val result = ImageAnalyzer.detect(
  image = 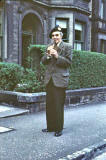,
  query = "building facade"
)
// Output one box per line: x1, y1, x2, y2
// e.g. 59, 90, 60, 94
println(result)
0, 0, 105, 66
91, 0, 106, 54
